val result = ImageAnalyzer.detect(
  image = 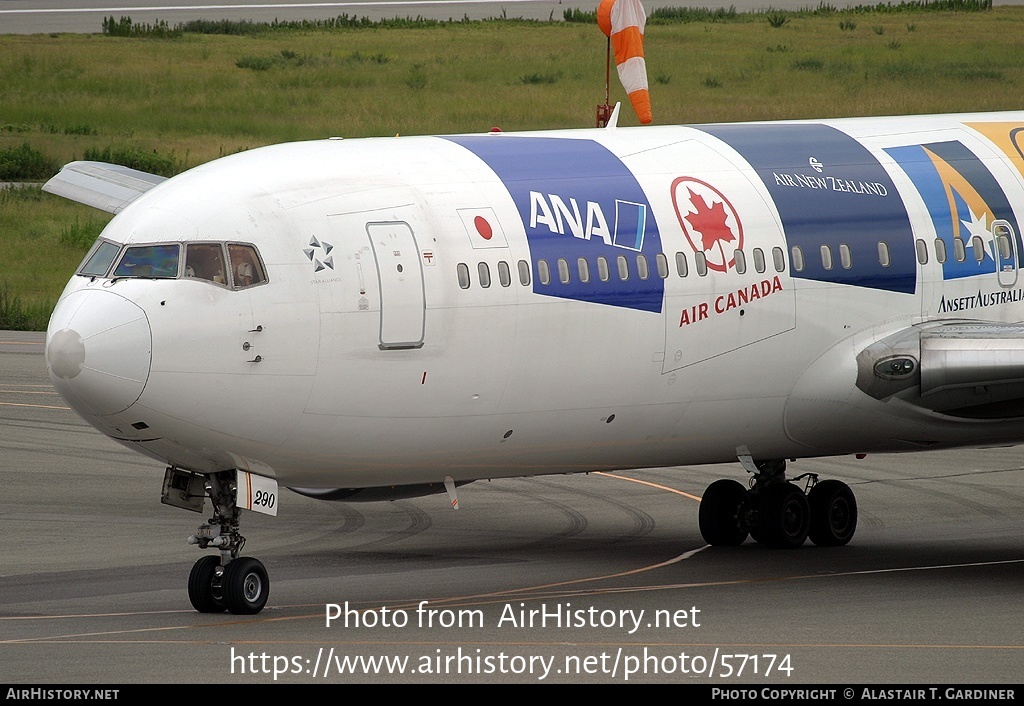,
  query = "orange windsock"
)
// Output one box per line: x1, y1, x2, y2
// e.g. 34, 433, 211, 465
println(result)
597, 0, 651, 124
